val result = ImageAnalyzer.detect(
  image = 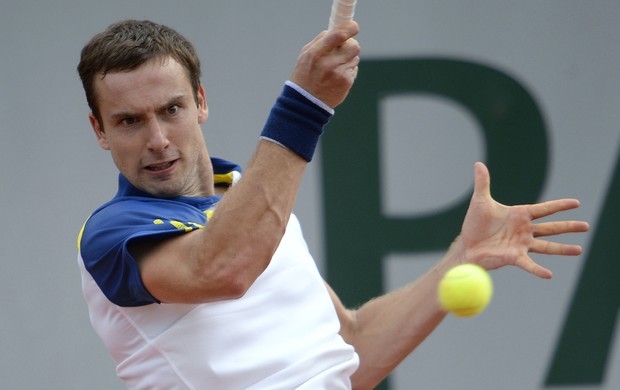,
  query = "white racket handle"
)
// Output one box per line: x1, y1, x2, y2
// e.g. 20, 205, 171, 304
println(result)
328, 0, 357, 30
